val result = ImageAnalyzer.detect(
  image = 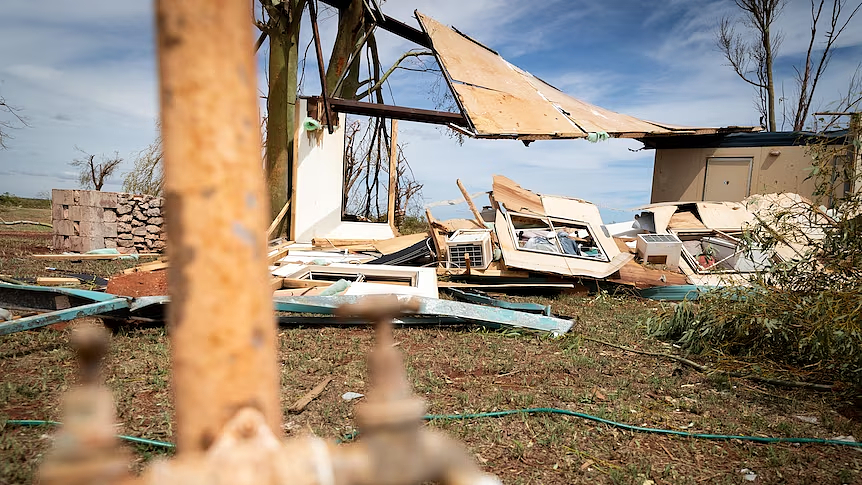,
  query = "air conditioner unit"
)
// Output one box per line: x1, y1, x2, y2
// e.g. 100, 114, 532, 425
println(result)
446, 229, 493, 270
636, 233, 682, 270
